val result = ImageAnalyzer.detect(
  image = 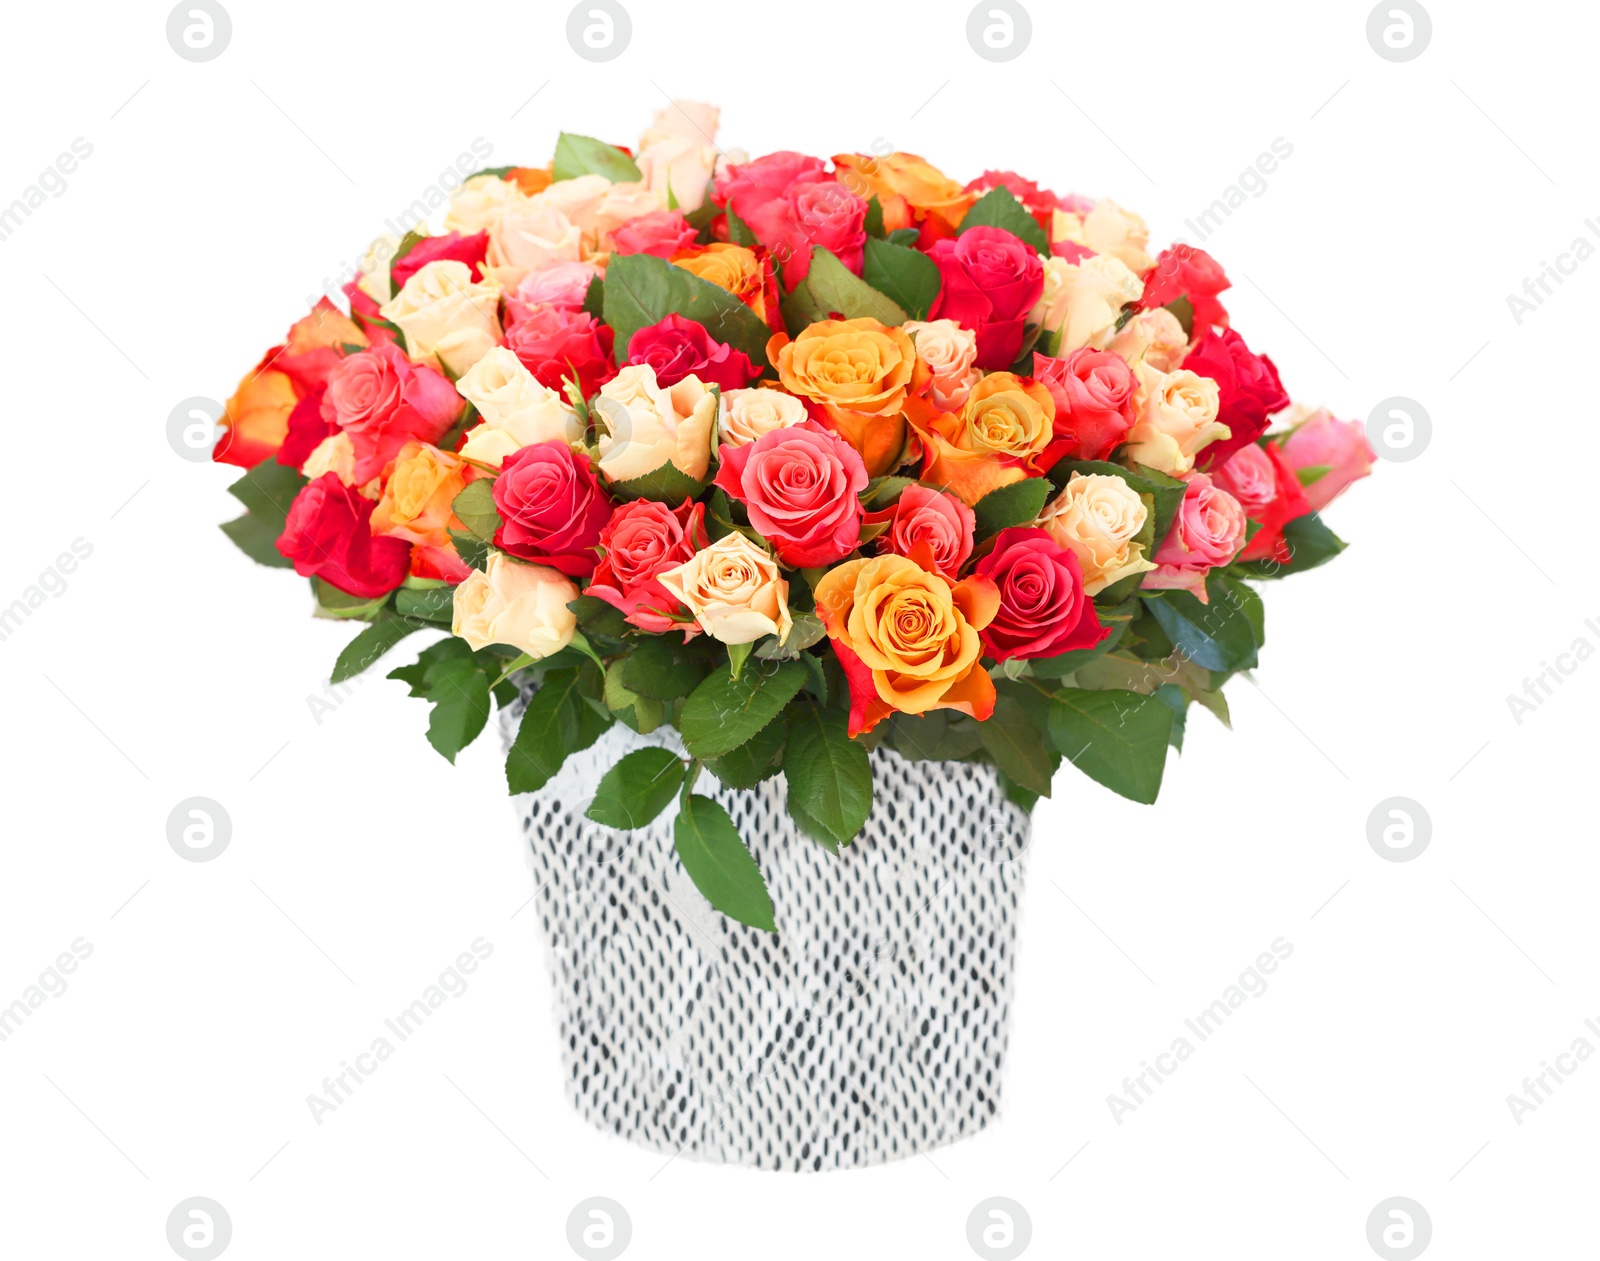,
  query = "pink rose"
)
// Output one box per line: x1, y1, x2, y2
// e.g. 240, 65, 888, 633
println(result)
715, 150, 830, 245
505, 304, 616, 398
774, 179, 869, 287
1034, 347, 1137, 466
713, 421, 867, 567
587, 497, 709, 636
611, 210, 698, 259
490, 440, 613, 577
1211, 442, 1275, 515
625, 313, 761, 391
972, 527, 1108, 662
505, 261, 601, 326
1278, 408, 1376, 513
865, 483, 974, 578
390, 231, 489, 293
928, 226, 1045, 370
1141, 472, 1247, 599
1215, 441, 1310, 565
320, 342, 462, 483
